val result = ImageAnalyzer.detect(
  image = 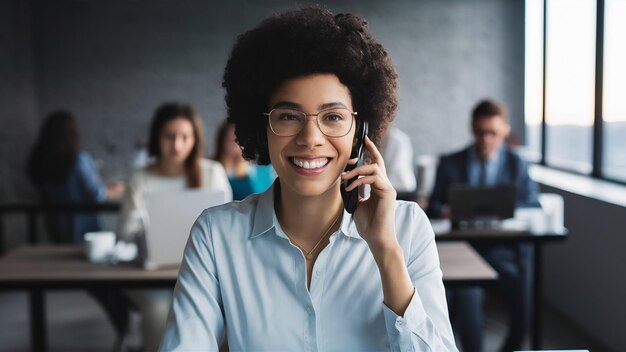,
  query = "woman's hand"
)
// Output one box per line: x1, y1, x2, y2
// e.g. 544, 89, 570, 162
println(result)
106, 181, 126, 200
342, 136, 414, 317
340, 136, 398, 252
